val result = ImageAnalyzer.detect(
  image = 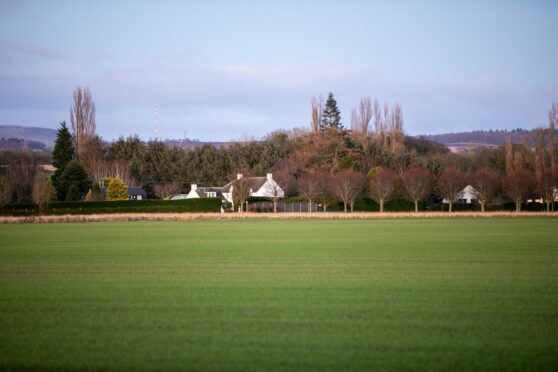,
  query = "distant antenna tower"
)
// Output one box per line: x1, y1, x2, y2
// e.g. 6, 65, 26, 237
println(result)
154, 102, 160, 139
